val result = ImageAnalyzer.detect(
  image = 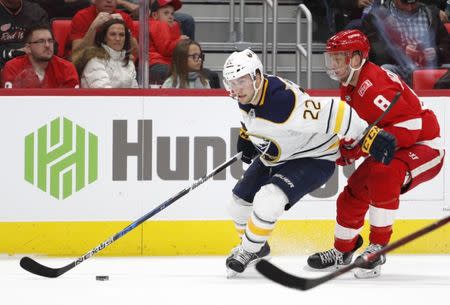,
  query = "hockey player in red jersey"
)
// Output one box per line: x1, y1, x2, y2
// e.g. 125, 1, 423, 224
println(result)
307, 29, 445, 278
